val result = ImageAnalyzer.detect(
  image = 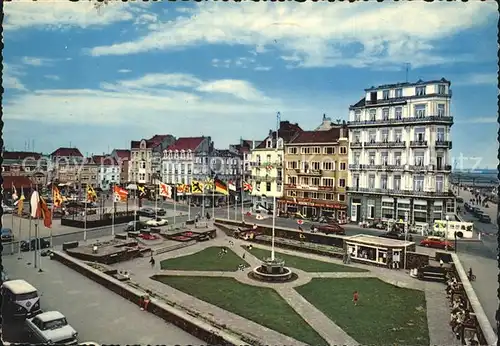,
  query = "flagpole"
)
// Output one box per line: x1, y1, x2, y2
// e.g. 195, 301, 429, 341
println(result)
227, 193, 230, 219
17, 188, 23, 259
155, 180, 158, 220
84, 187, 88, 242
173, 187, 177, 225
11, 184, 15, 255
111, 184, 115, 237
188, 190, 191, 220
240, 174, 244, 221
50, 181, 54, 248
212, 183, 215, 220
29, 184, 33, 254
134, 186, 137, 232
